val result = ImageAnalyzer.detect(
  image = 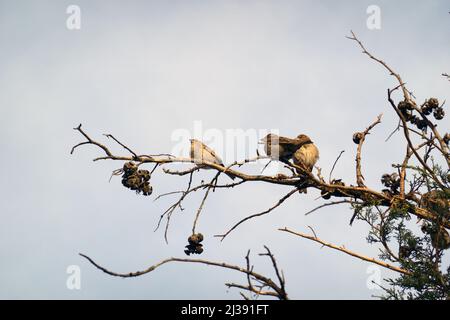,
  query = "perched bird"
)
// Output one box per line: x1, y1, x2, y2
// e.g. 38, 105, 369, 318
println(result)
190, 139, 235, 180
260, 134, 305, 162
292, 134, 319, 173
